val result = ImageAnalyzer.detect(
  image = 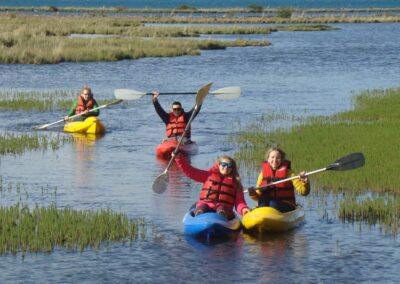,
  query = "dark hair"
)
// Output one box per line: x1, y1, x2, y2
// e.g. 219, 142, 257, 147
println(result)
171, 101, 182, 107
